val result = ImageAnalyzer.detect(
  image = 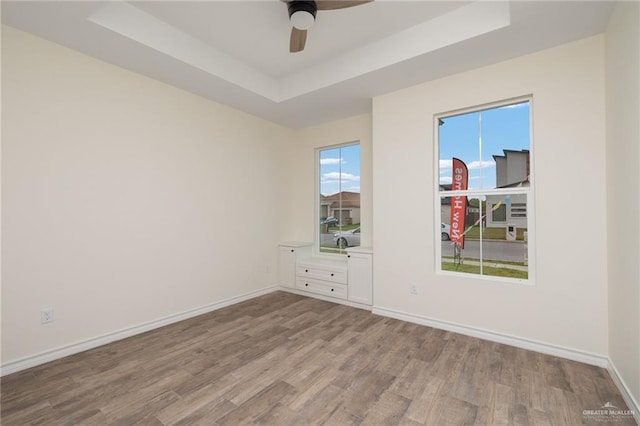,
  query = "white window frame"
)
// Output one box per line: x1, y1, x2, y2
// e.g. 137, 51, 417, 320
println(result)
434, 96, 535, 285
315, 141, 361, 257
